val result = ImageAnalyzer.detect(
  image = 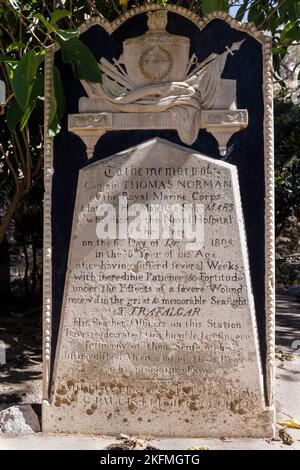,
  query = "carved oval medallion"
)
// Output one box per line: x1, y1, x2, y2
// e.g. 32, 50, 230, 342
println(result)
139, 45, 172, 81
